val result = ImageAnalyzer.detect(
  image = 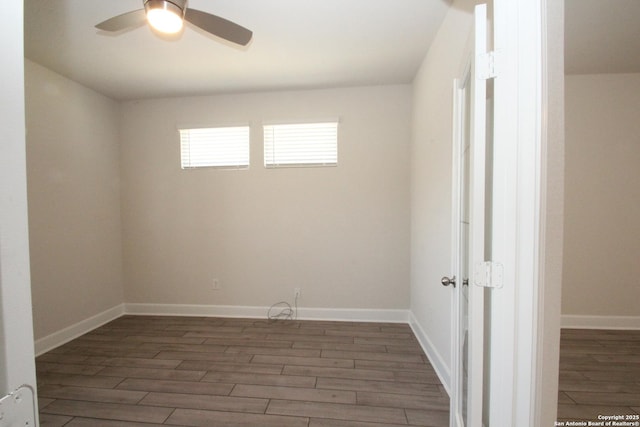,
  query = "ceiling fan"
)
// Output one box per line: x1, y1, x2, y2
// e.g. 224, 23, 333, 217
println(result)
95, 0, 253, 46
